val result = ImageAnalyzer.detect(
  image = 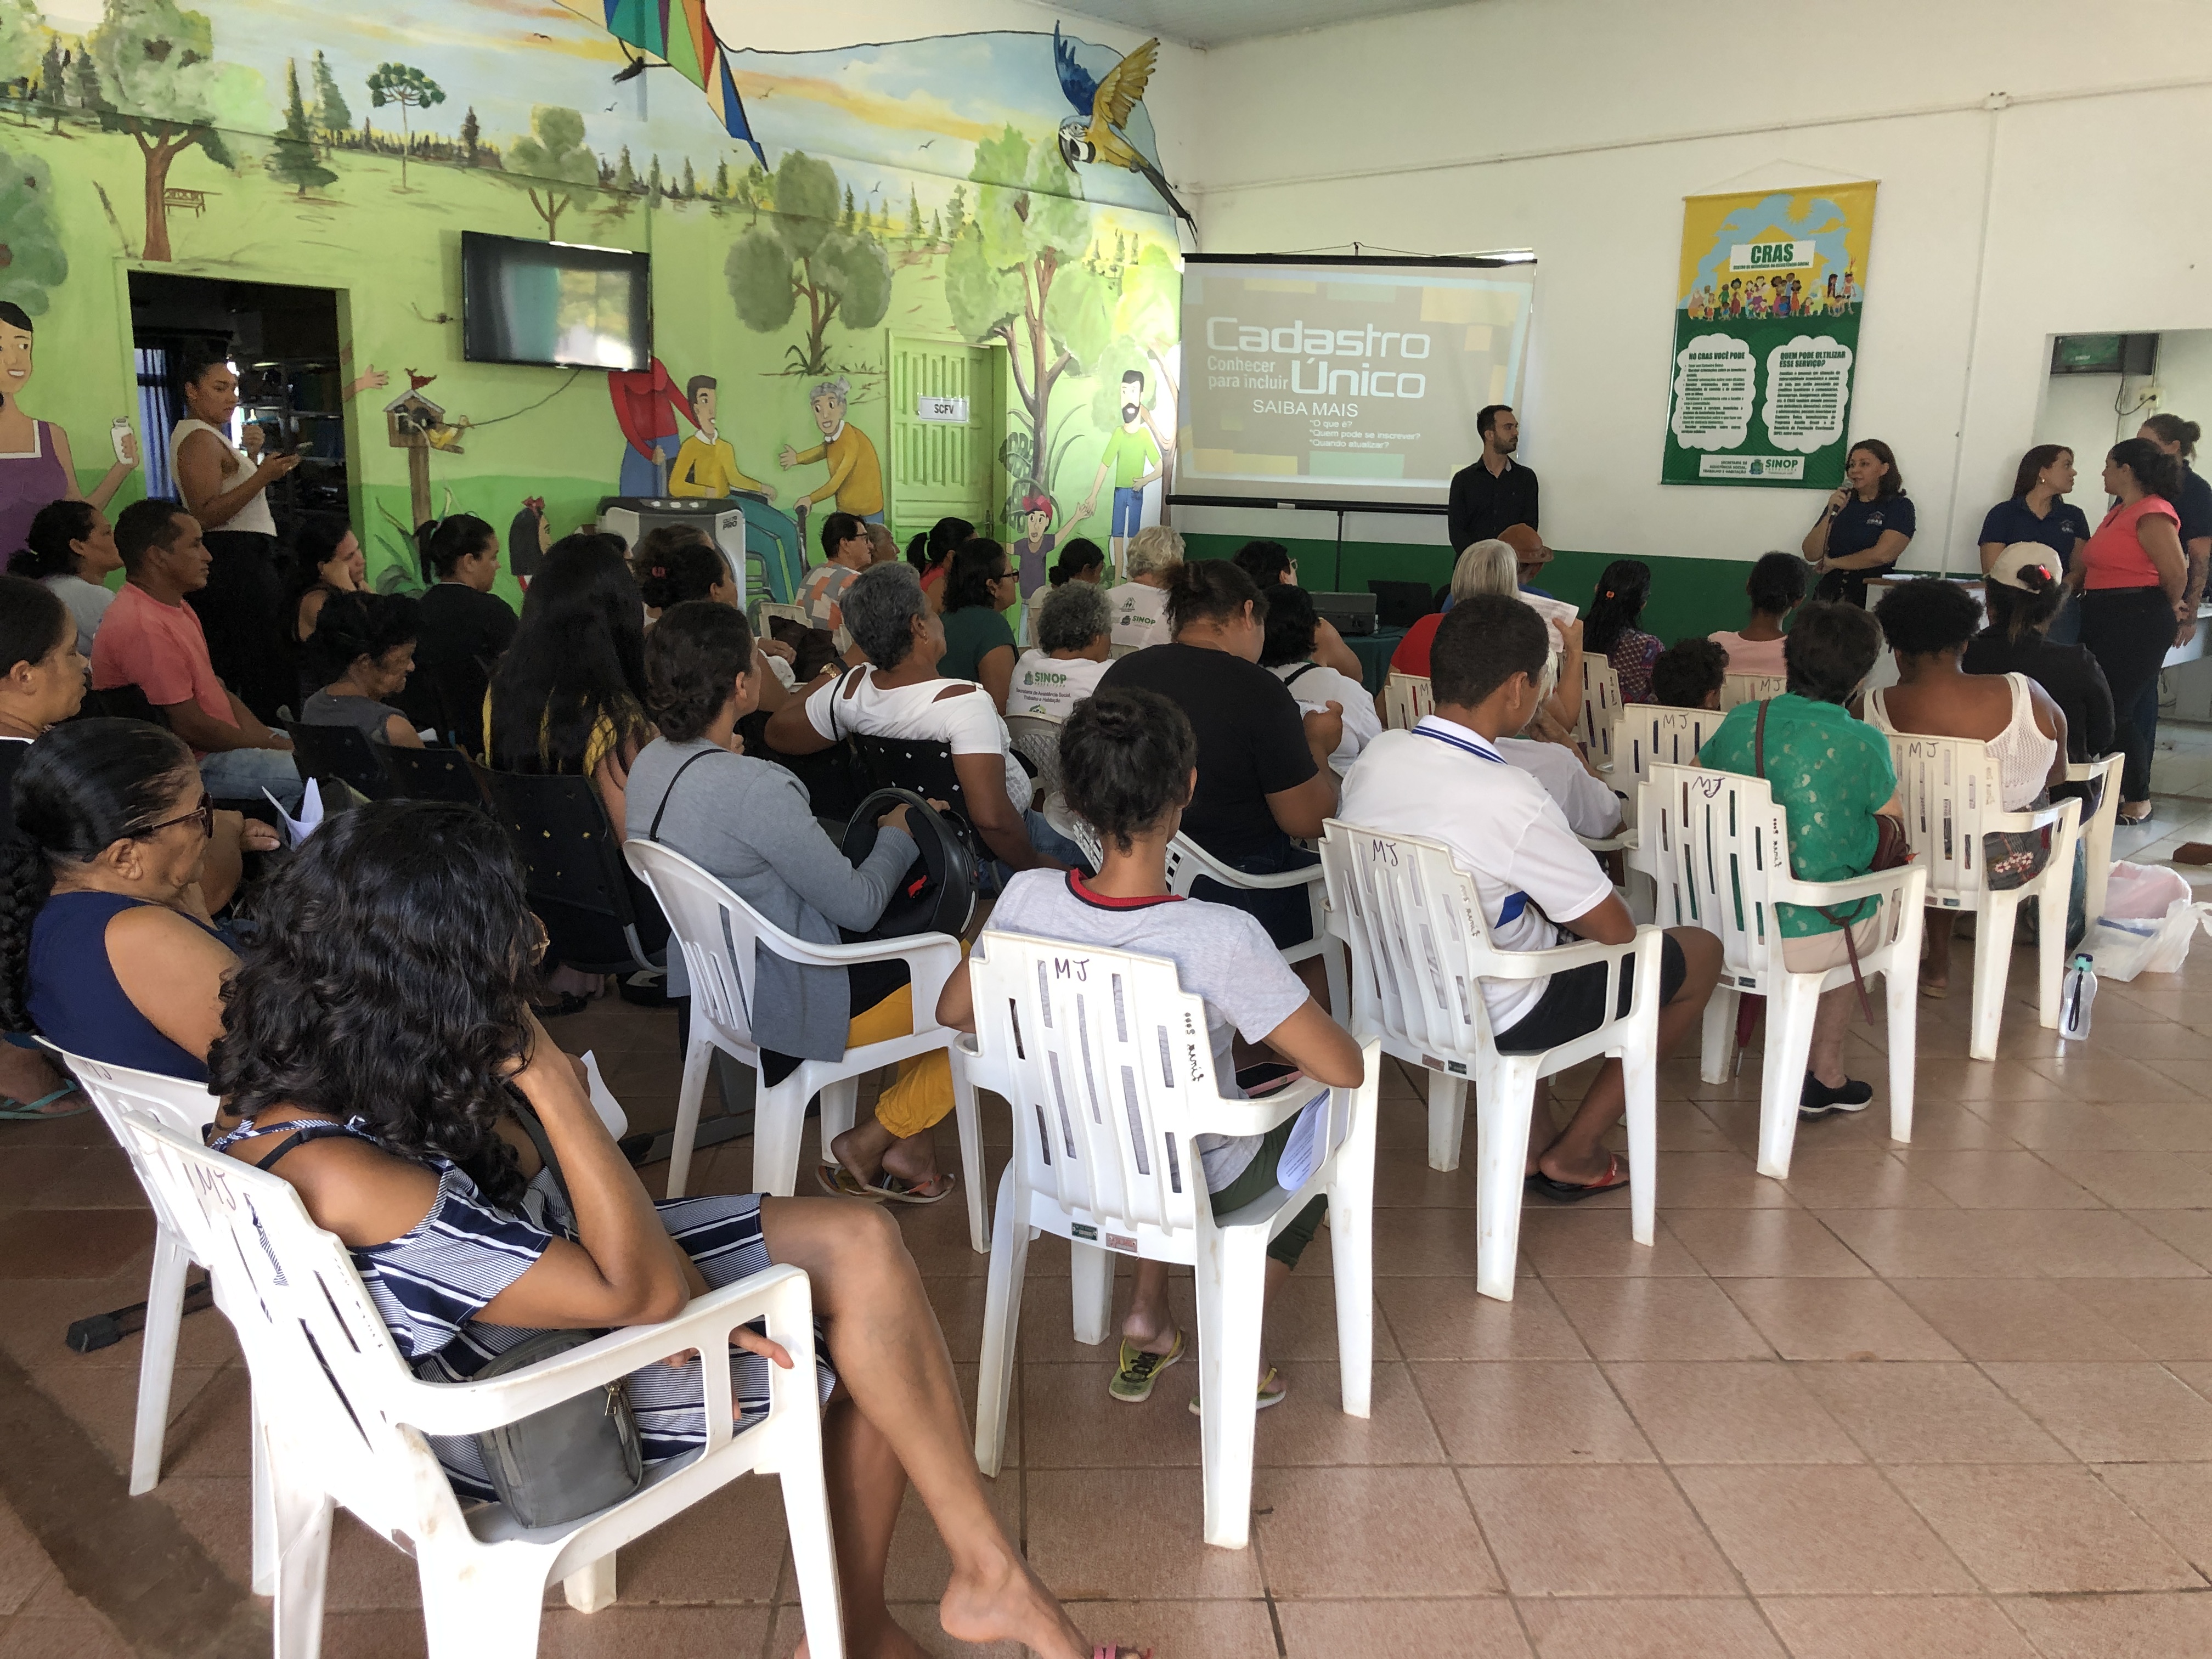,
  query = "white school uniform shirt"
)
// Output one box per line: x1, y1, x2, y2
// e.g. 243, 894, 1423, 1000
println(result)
1108, 581, 1170, 651
1338, 716, 1615, 1030
1009, 649, 1111, 721
1272, 660, 1380, 777
802, 669, 1031, 811
1497, 736, 1623, 839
